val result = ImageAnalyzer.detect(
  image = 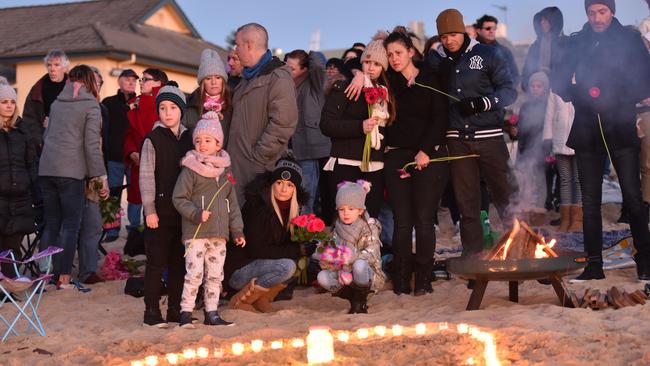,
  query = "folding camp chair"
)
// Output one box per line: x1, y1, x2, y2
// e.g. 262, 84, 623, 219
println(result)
20, 231, 43, 277
0, 246, 62, 341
